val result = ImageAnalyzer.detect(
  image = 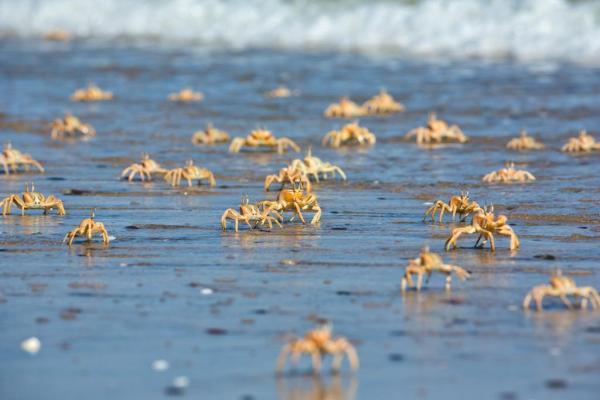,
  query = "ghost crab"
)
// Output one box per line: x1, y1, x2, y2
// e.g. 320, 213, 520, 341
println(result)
561, 130, 600, 153
401, 246, 470, 291
1, 143, 45, 175
191, 124, 230, 145
482, 162, 535, 183
523, 270, 600, 311
229, 129, 300, 154
121, 153, 167, 182
1, 183, 65, 216
70, 84, 113, 102
276, 323, 359, 375
168, 88, 204, 102
322, 121, 376, 148
405, 113, 468, 145
424, 192, 481, 223
63, 210, 109, 246
259, 183, 321, 224
362, 89, 405, 114
288, 148, 346, 182
445, 206, 520, 252
164, 160, 216, 187
50, 113, 95, 140
265, 86, 297, 98
264, 166, 312, 193
221, 195, 283, 232
324, 97, 367, 118
506, 130, 545, 151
